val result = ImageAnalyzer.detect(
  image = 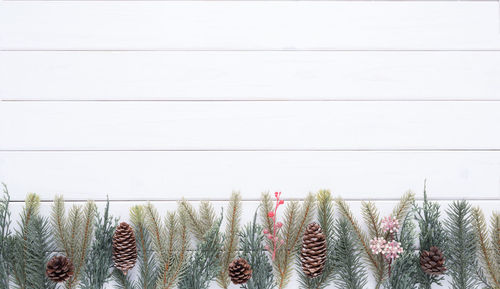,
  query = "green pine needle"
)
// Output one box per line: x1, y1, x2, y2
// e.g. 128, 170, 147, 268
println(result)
444, 200, 479, 289
472, 207, 500, 289
0, 184, 11, 289
239, 210, 275, 289
333, 217, 368, 289
177, 216, 224, 289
